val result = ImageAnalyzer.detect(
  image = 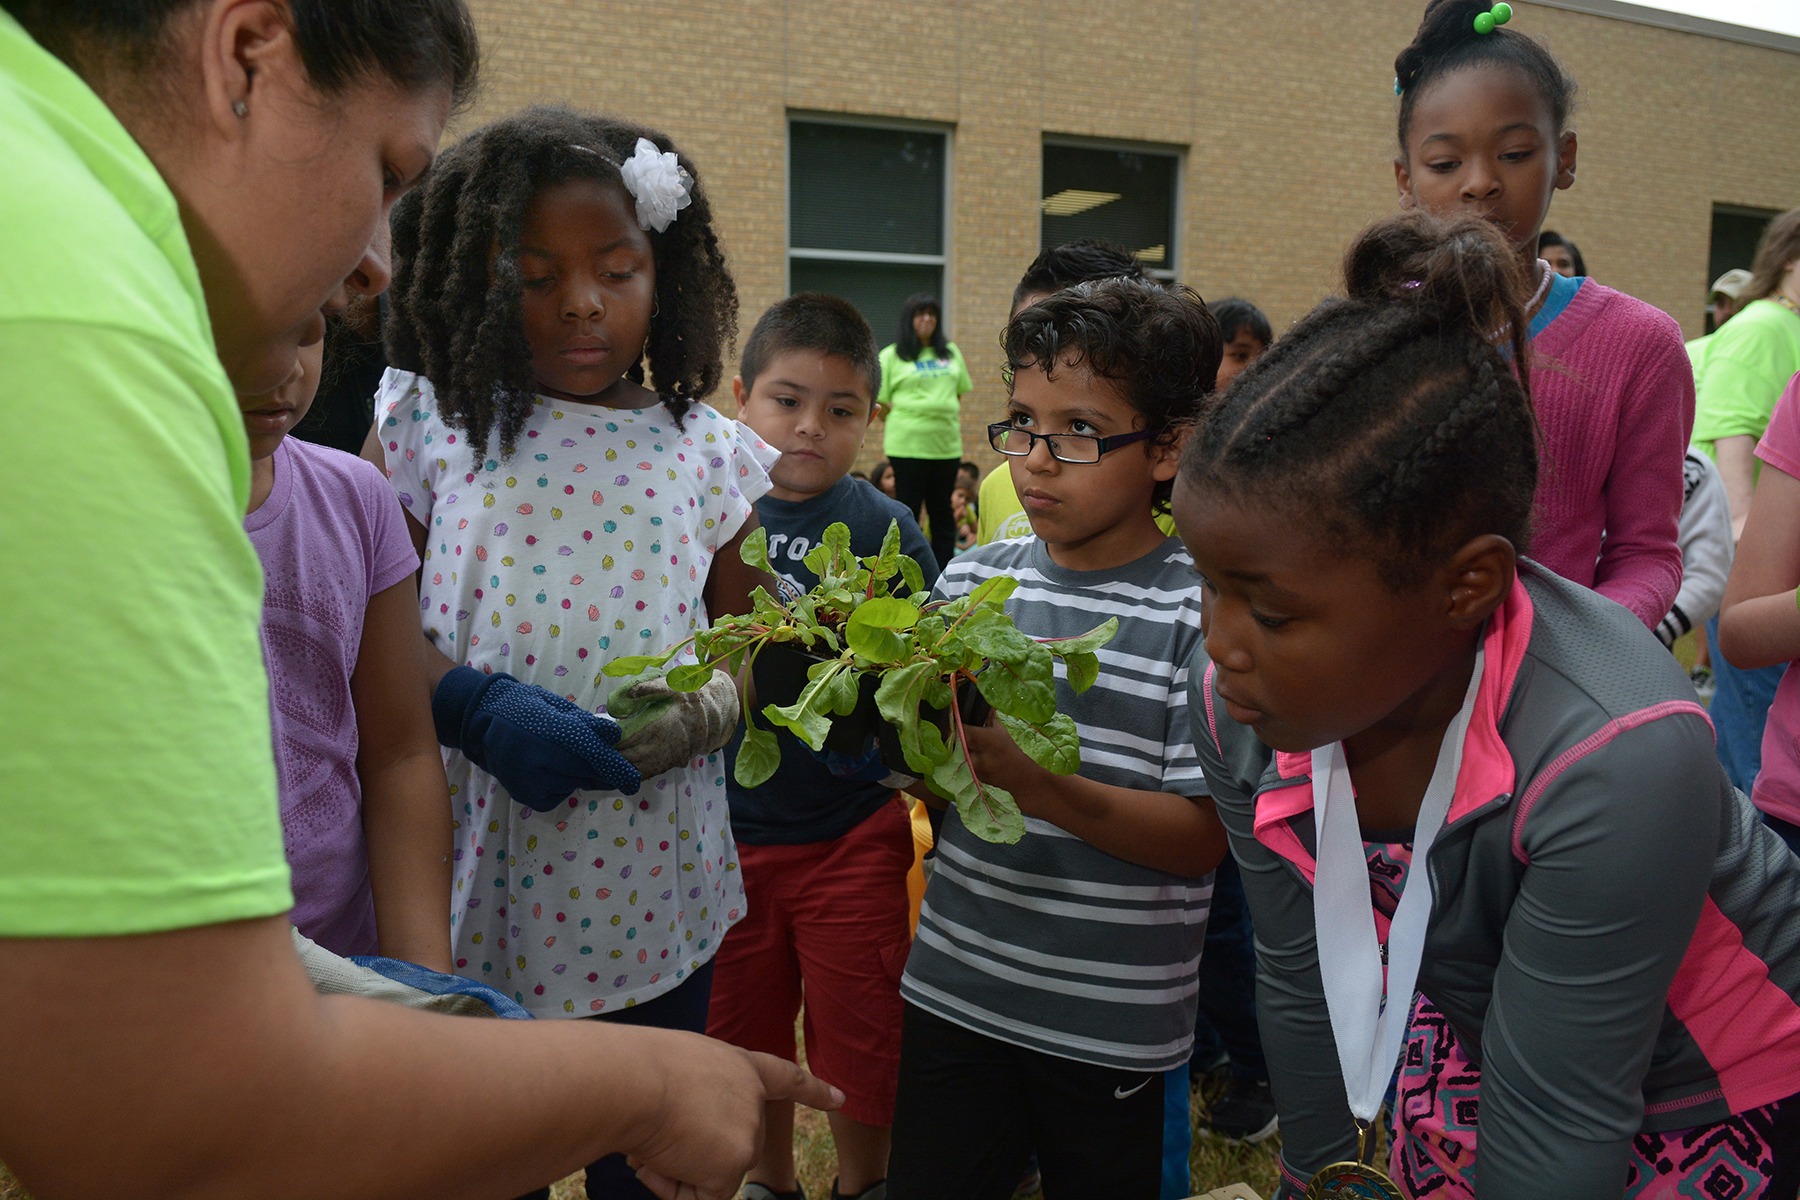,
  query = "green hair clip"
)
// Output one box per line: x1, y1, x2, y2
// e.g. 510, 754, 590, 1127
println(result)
1473, 2, 1513, 34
